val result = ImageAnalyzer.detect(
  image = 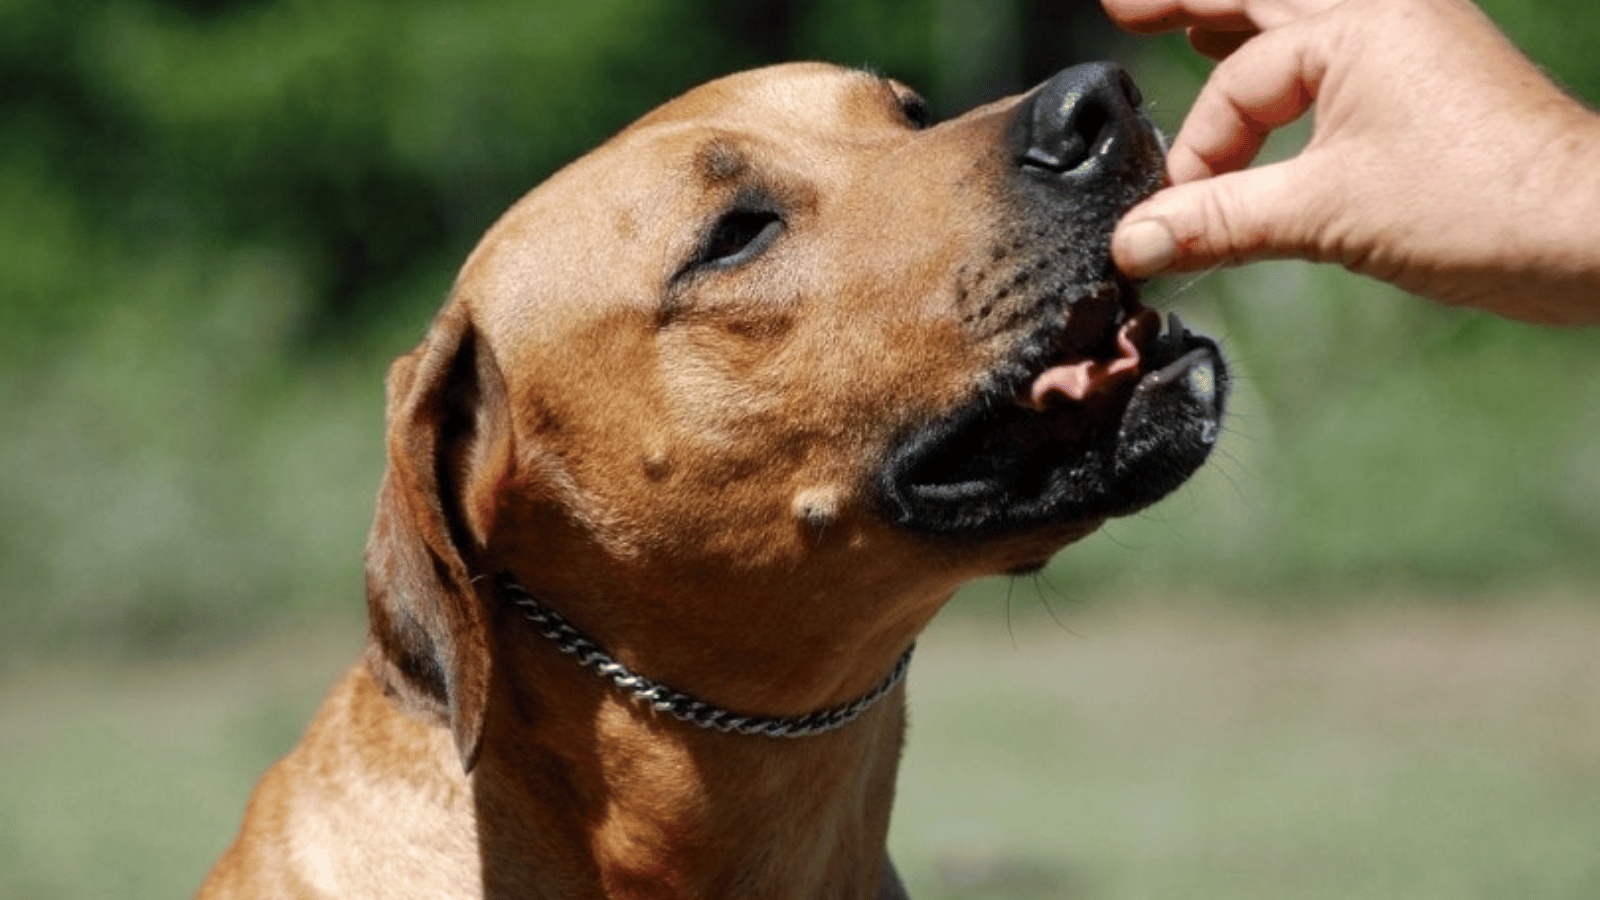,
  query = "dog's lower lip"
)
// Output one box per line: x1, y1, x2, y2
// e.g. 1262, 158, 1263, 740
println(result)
883, 313, 1221, 515
912, 479, 1001, 501
1134, 344, 1222, 415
